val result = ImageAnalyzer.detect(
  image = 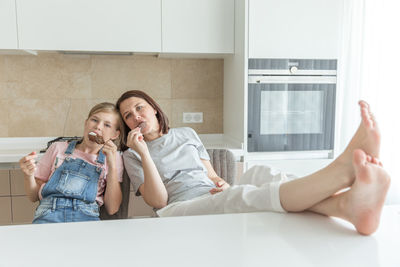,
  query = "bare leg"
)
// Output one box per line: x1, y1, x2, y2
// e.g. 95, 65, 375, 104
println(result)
308, 149, 390, 235
279, 101, 381, 211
